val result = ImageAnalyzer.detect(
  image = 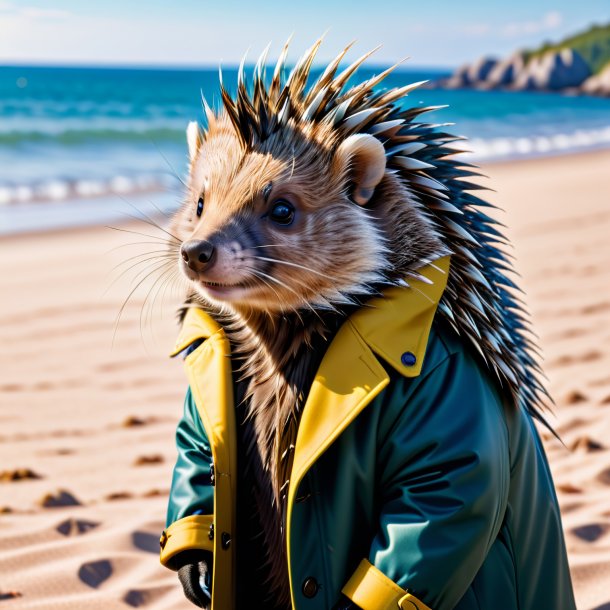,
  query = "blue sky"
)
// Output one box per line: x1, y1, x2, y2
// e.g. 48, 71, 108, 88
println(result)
0, 0, 608, 68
